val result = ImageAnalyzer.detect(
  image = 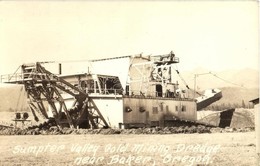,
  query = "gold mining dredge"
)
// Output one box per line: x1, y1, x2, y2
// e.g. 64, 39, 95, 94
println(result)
1, 52, 222, 129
